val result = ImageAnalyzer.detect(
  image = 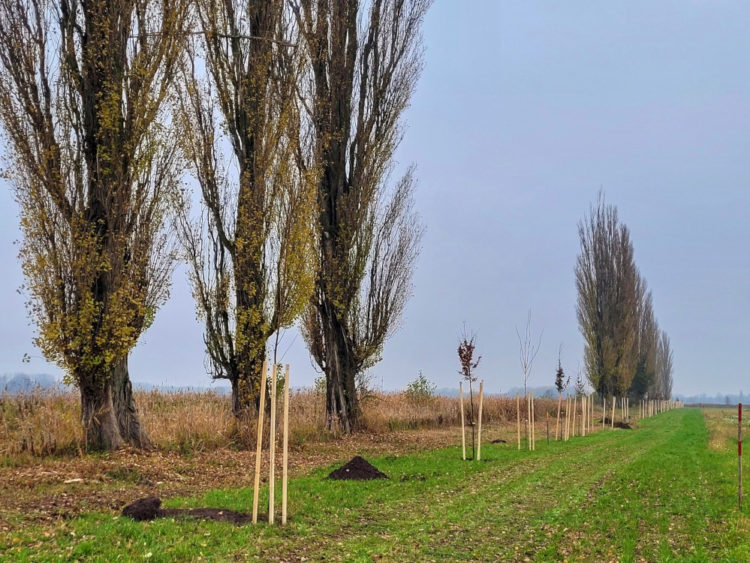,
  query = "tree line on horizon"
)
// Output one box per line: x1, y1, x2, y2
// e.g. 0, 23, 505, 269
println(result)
575, 193, 674, 403
0, 0, 430, 450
